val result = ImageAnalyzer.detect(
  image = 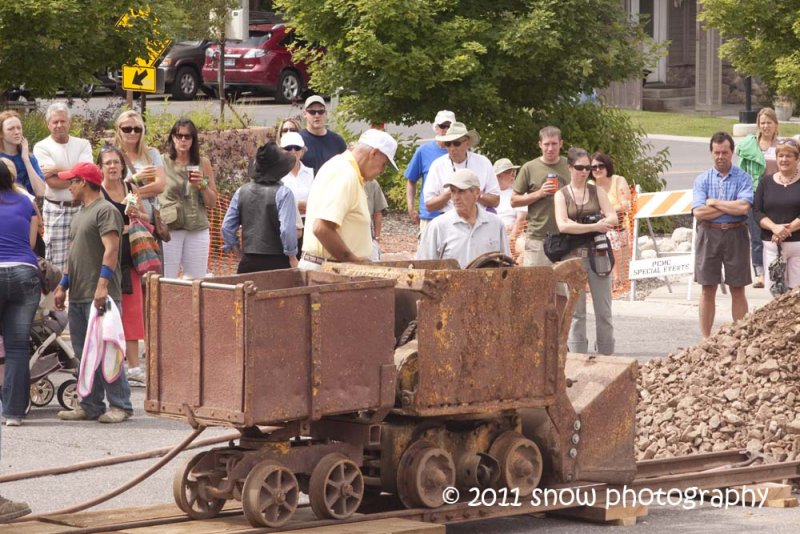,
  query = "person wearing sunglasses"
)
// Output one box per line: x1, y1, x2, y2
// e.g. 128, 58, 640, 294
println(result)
158, 119, 217, 280
511, 125, 570, 267
404, 110, 455, 232
299, 95, 347, 176
754, 138, 800, 293
279, 131, 313, 256
553, 147, 617, 355
589, 152, 631, 288
692, 132, 753, 338
275, 118, 302, 147
423, 122, 500, 224
112, 110, 166, 223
